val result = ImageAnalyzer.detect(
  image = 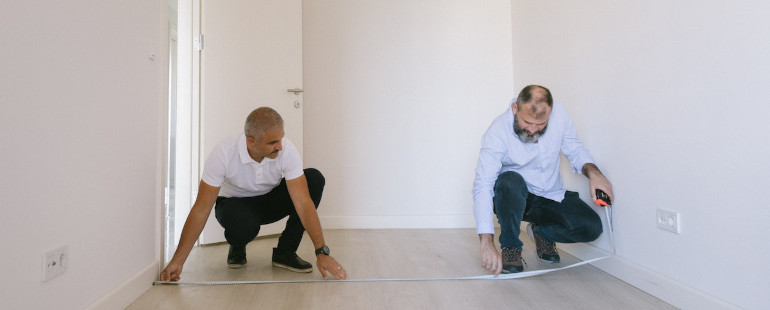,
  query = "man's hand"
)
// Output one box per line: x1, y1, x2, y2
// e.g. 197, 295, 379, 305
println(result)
582, 163, 614, 204
479, 234, 502, 276
316, 255, 348, 280
159, 260, 183, 283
